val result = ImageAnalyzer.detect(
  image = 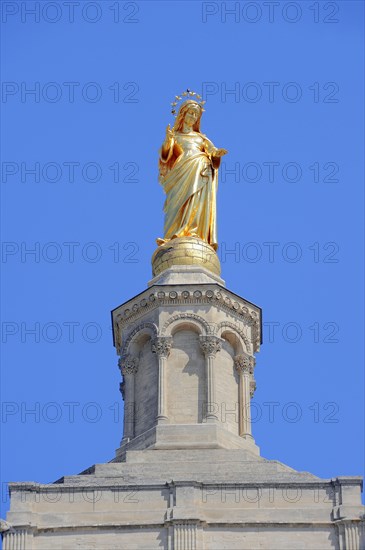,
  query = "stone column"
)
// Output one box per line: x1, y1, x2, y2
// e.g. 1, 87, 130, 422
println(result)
118, 355, 139, 441
151, 336, 173, 423
2, 527, 33, 550
199, 336, 222, 422
173, 521, 198, 550
336, 520, 364, 550
234, 354, 255, 438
